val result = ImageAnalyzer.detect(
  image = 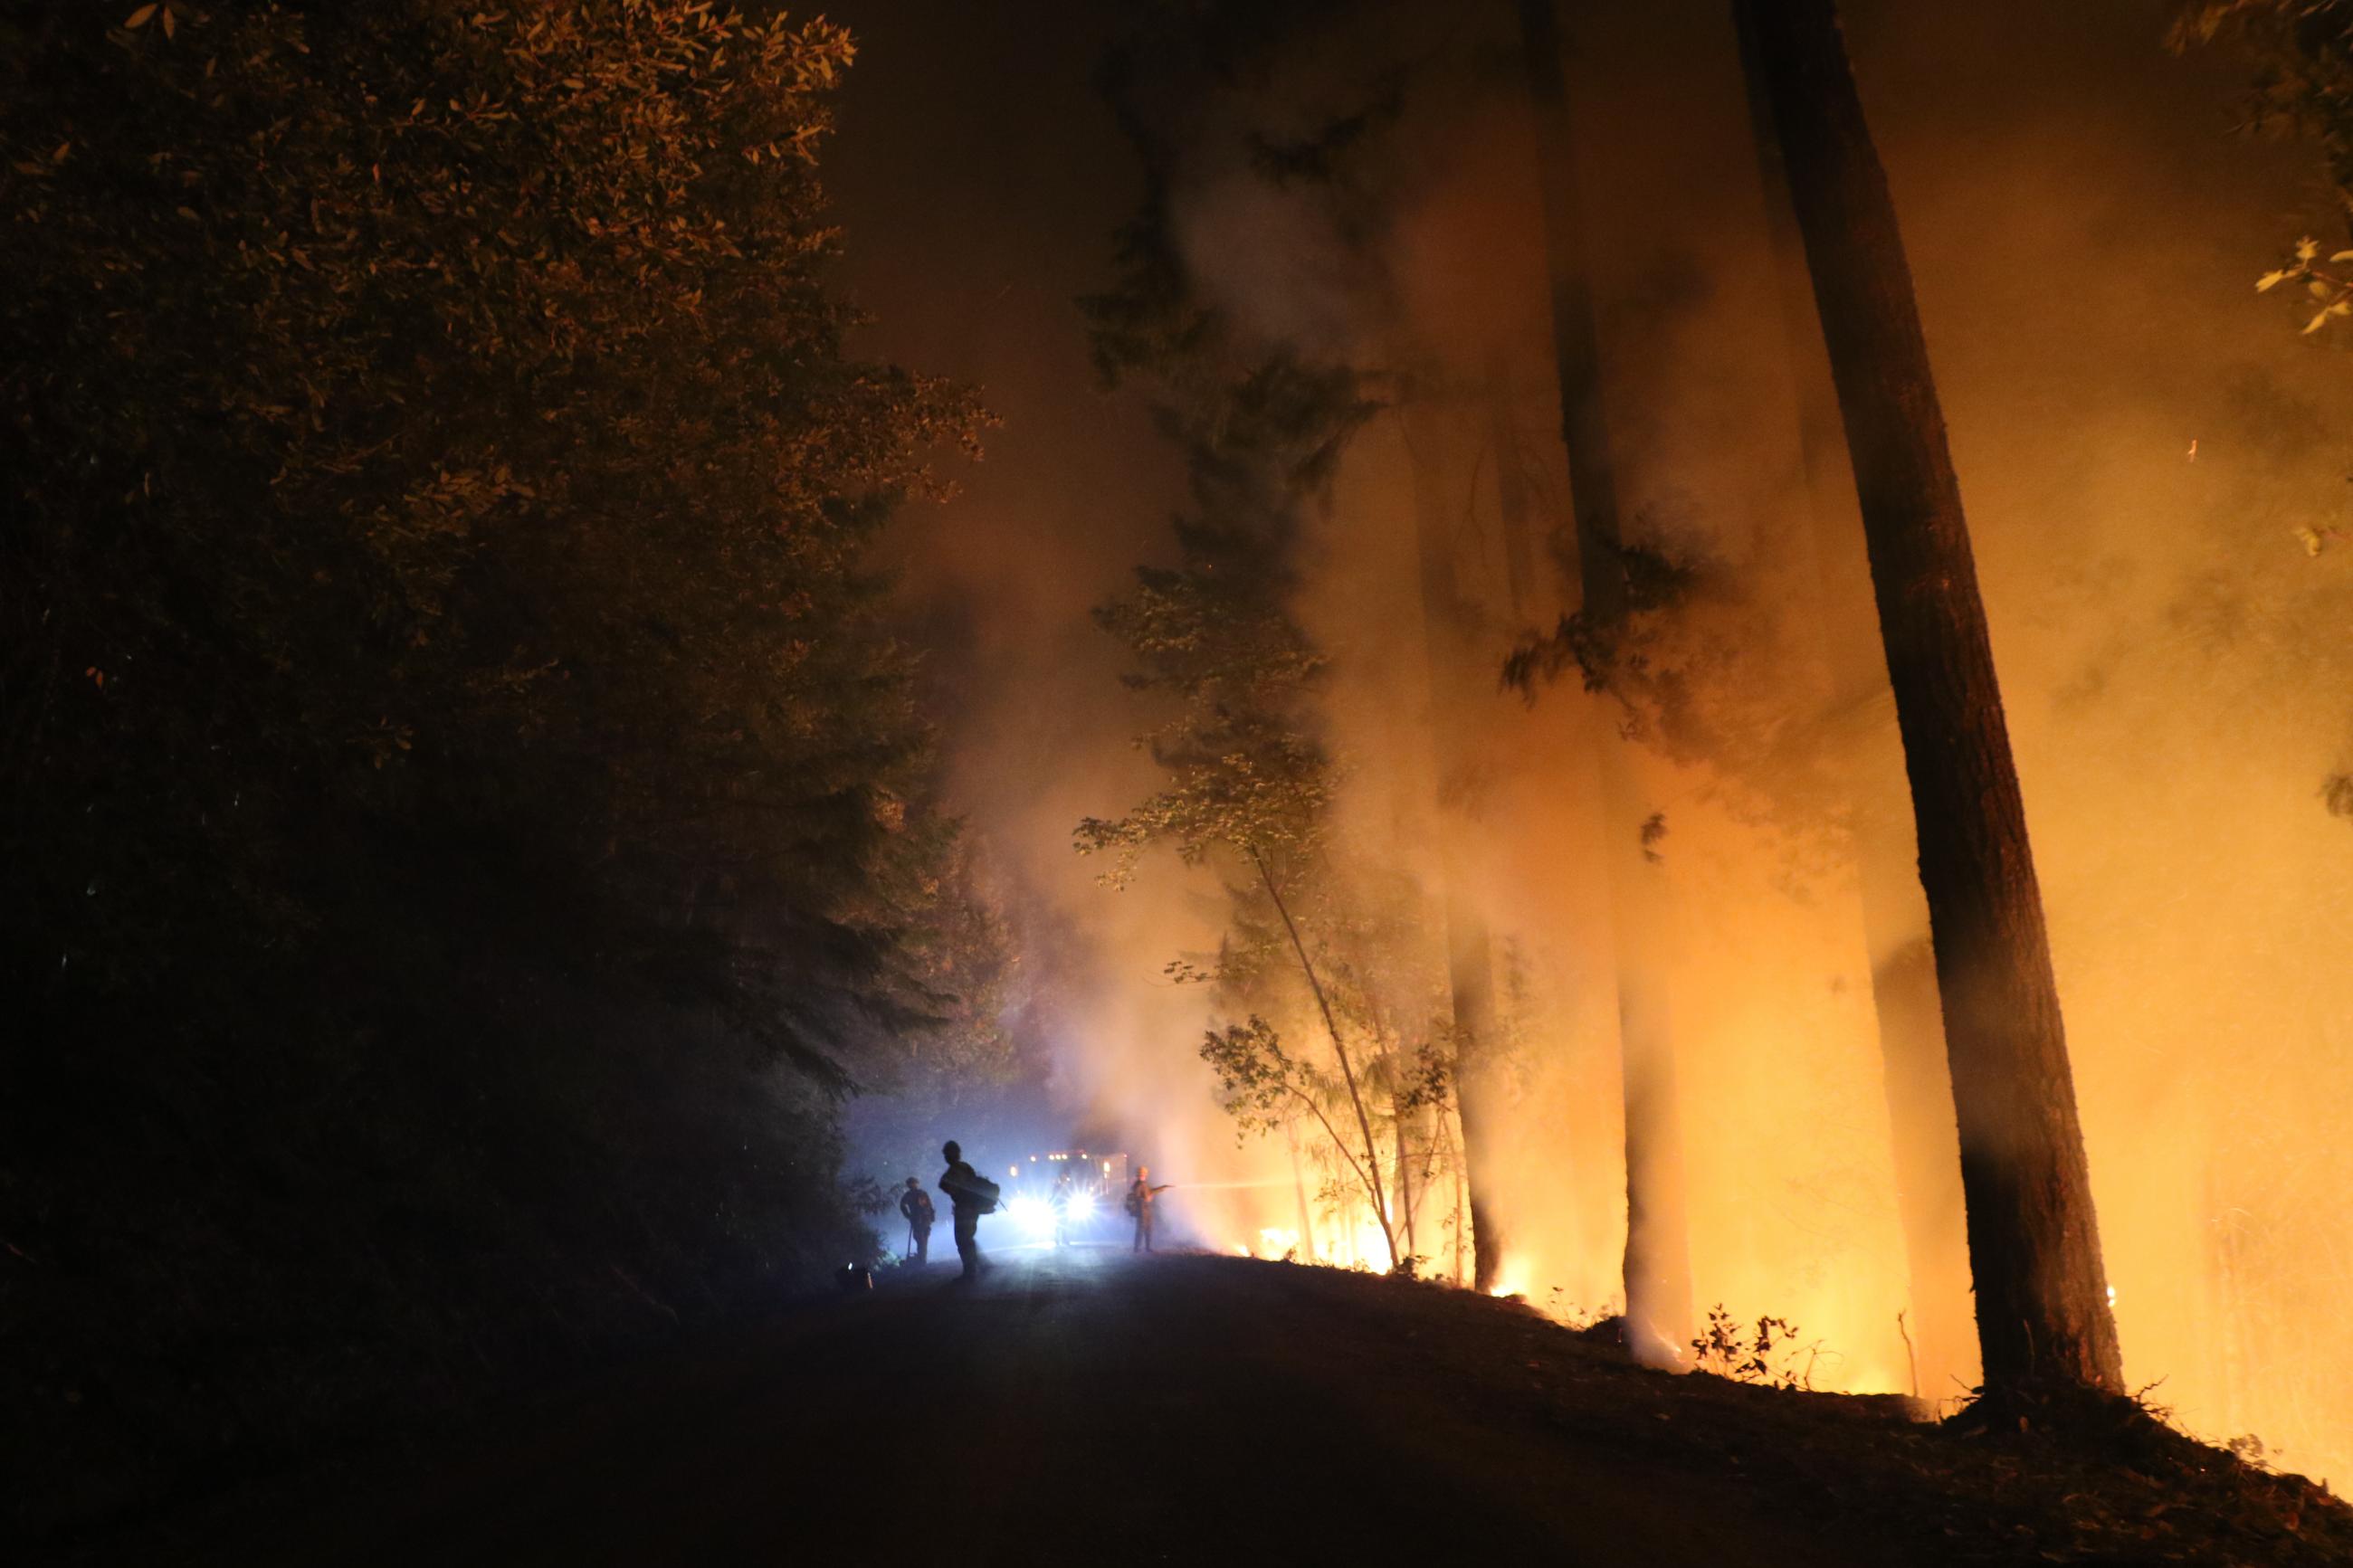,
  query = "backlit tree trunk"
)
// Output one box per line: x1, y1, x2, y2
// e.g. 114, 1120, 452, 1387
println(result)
1488, 355, 1542, 624
1288, 1120, 1319, 1263
1517, 0, 1693, 1364
1392, 1086, 1418, 1265
1254, 854, 1400, 1269
1731, 0, 1977, 1398
1402, 410, 1511, 1290
1448, 1113, 1471, 1286
1733, 0, 2124, 1394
